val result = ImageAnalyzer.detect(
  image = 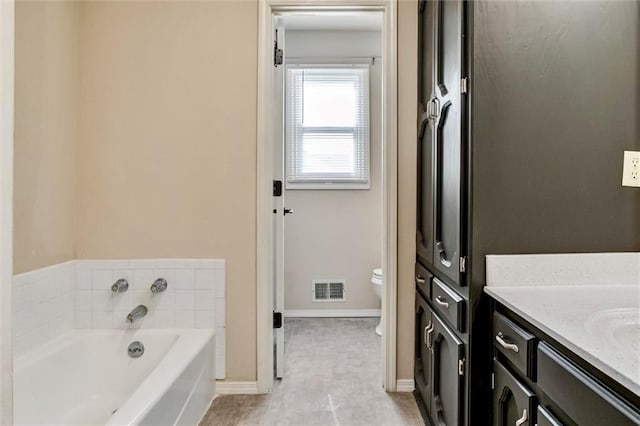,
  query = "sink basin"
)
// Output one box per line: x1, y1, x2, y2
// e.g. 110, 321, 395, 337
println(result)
585, 308, 640, 353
